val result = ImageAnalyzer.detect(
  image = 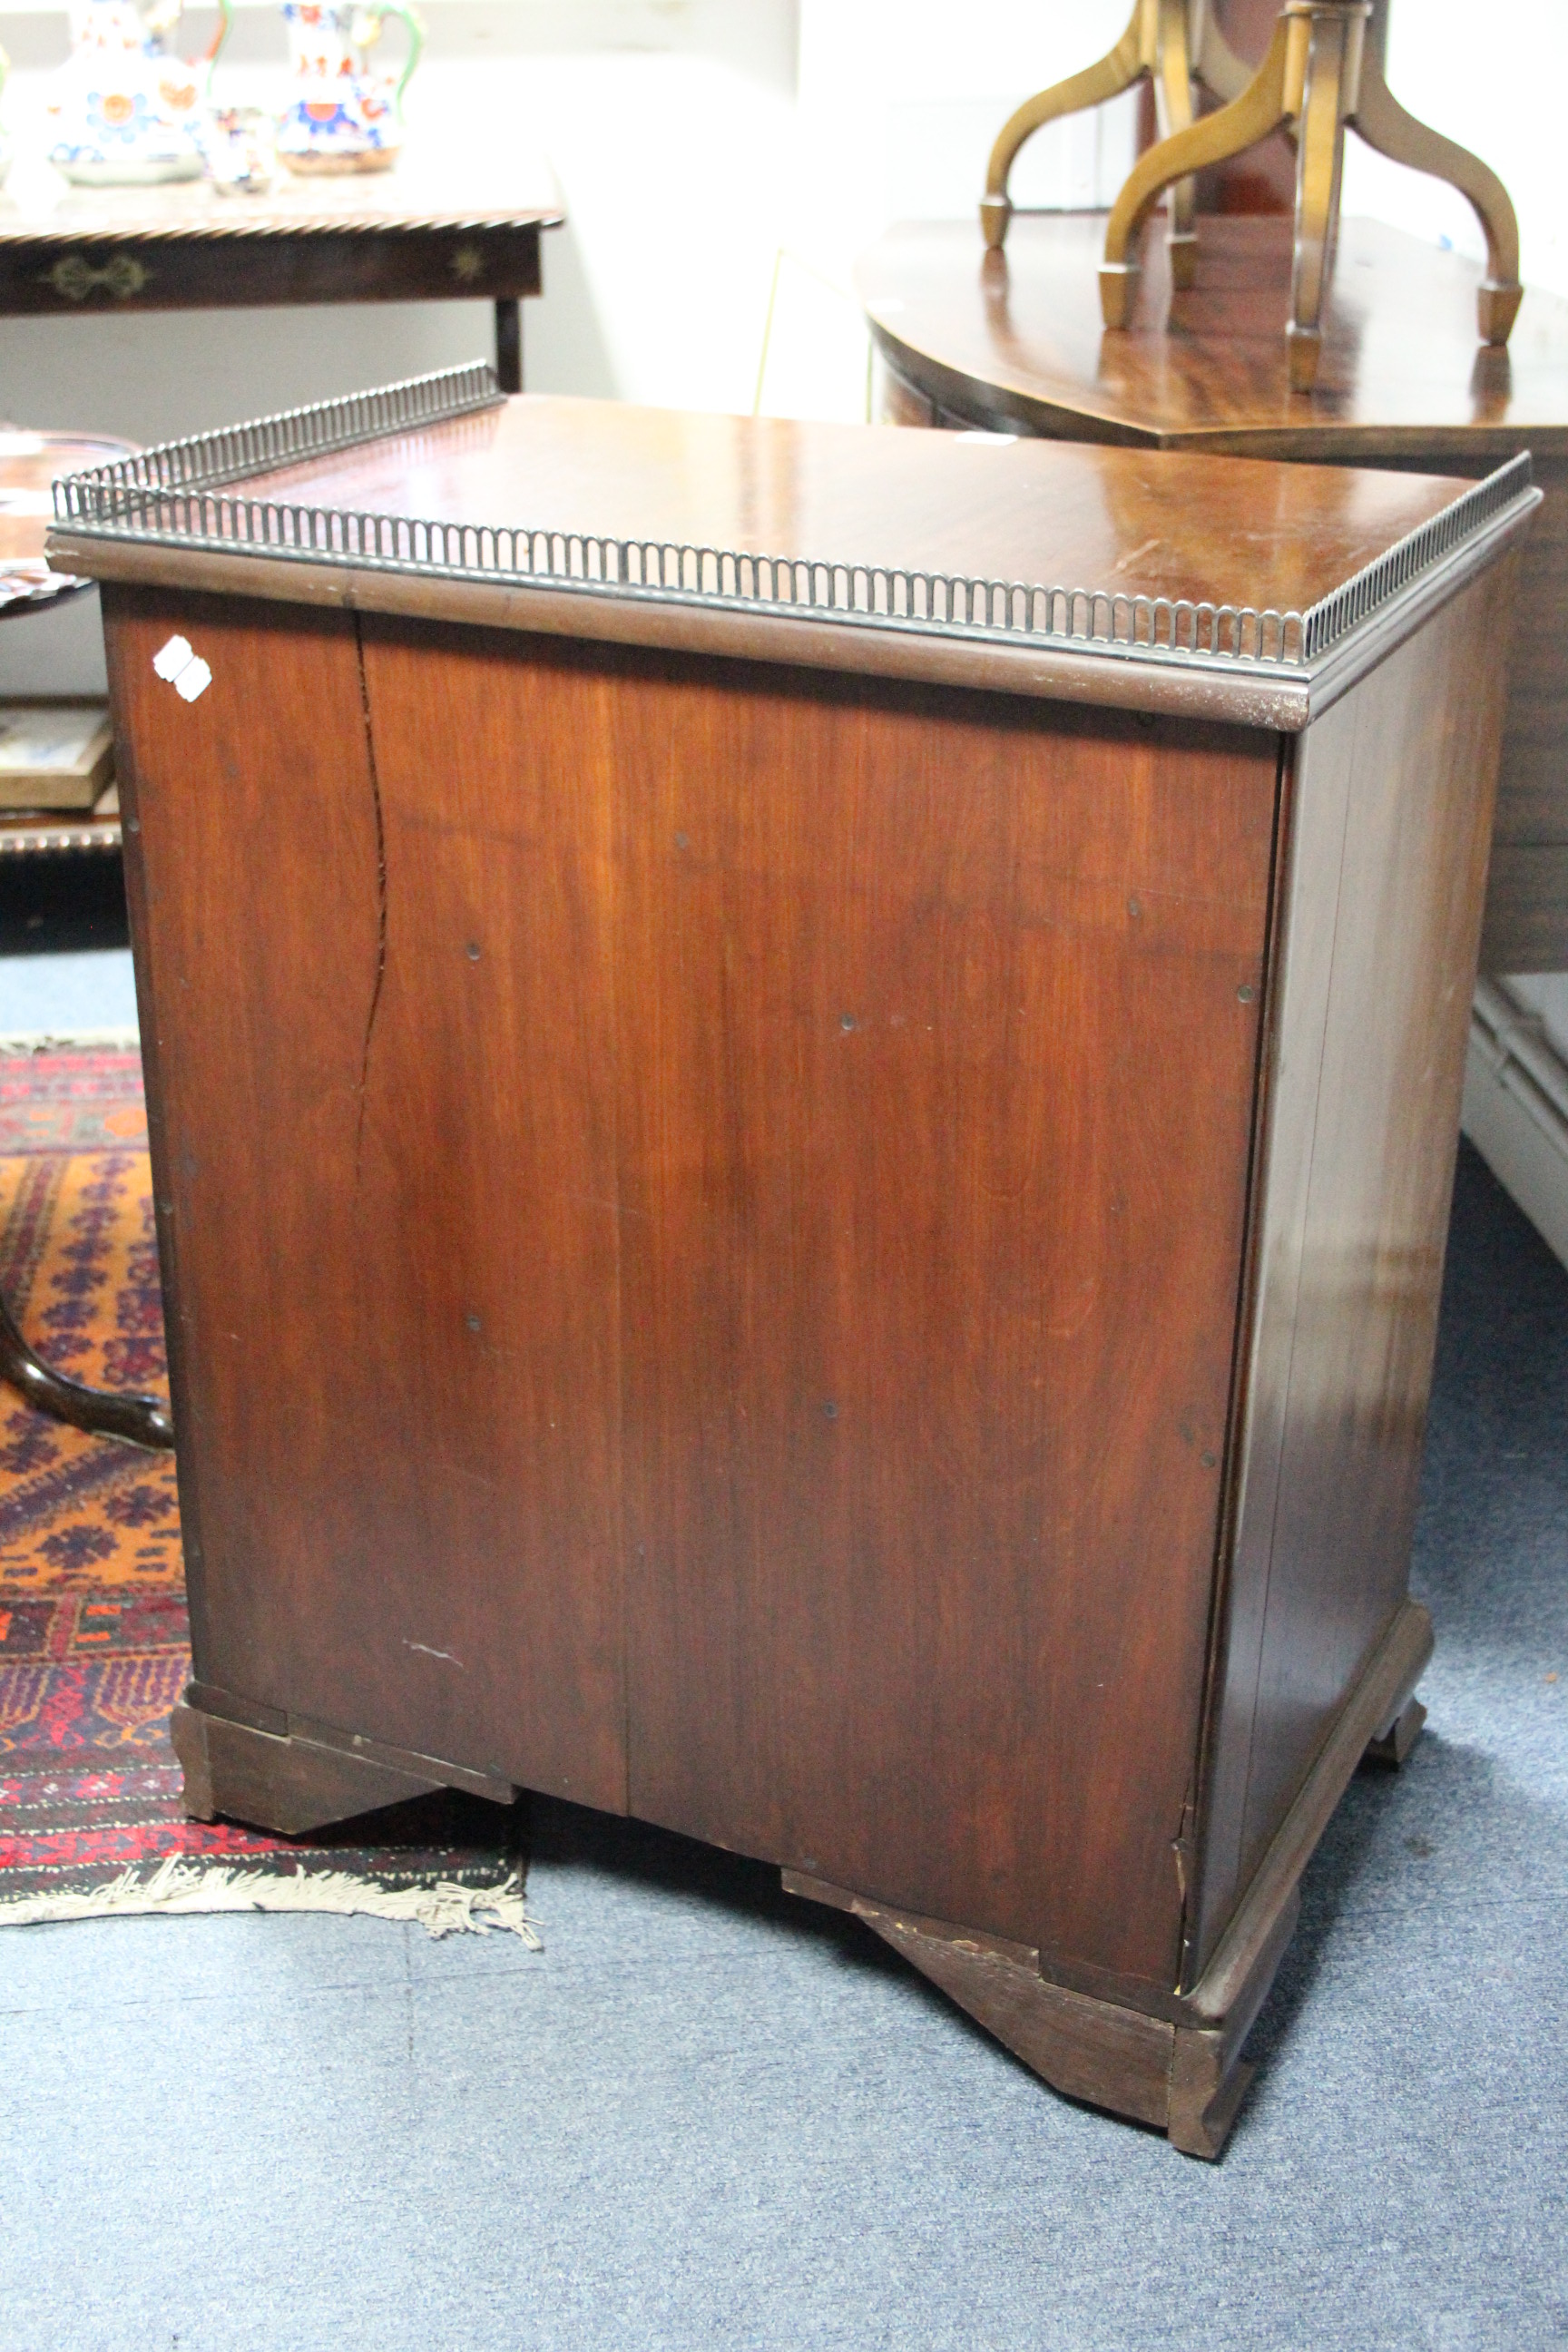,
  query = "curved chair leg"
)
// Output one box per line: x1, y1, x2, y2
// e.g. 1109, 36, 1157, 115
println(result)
1287, 5, 1360, 390
0, 1286, 174, 1450
1351, 4, 1522, 343
1101, 15, 1294, 327
1156, 0, 1200, 289
981, 5, 1145, 251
